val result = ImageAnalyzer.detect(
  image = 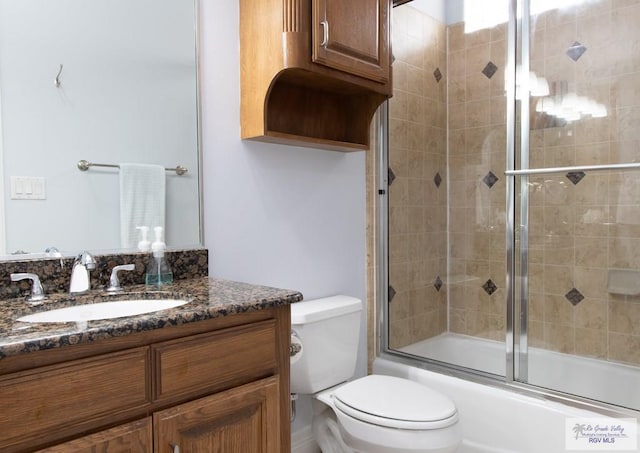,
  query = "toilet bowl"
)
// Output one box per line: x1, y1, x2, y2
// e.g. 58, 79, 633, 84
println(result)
291, 296, 462, 453
314, 375, 461, 453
